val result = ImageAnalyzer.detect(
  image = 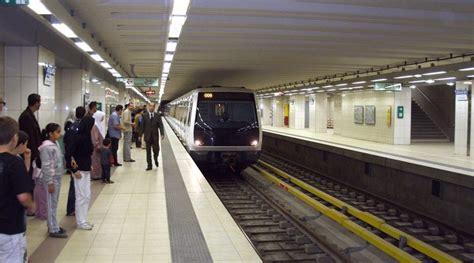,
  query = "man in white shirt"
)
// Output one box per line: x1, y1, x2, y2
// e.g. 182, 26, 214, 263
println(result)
122, 102, 135, 162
